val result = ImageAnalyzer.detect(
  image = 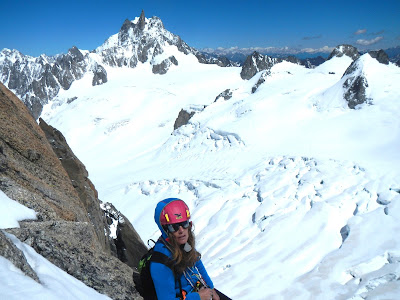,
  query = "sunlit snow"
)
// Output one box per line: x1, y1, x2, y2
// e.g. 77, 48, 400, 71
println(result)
2, 43, 400, 299
0, 192, 110, 299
